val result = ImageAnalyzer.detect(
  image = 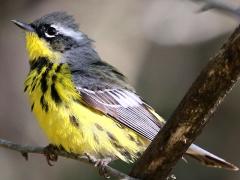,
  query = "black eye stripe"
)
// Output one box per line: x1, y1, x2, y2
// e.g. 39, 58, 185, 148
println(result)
31, 23, 85, 51
33, 24, 58, 39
